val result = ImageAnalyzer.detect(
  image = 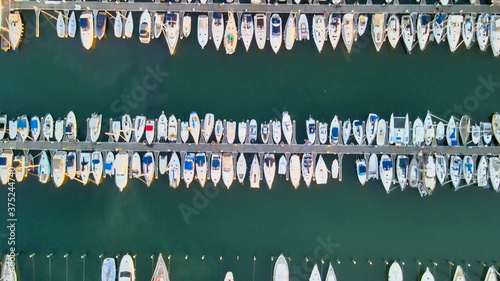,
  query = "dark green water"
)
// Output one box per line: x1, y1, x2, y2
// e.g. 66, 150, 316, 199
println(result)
1, 9, 500, 281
